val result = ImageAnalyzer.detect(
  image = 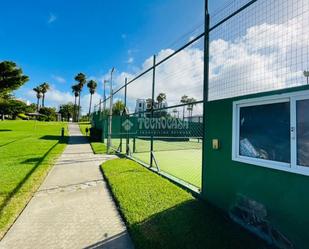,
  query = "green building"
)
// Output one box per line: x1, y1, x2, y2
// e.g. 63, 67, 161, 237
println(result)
202, 85, 309, 249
